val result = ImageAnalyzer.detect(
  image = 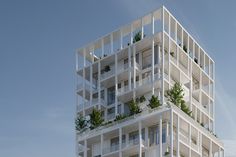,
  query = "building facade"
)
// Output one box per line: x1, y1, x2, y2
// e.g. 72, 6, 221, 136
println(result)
76, 6, 224, 157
